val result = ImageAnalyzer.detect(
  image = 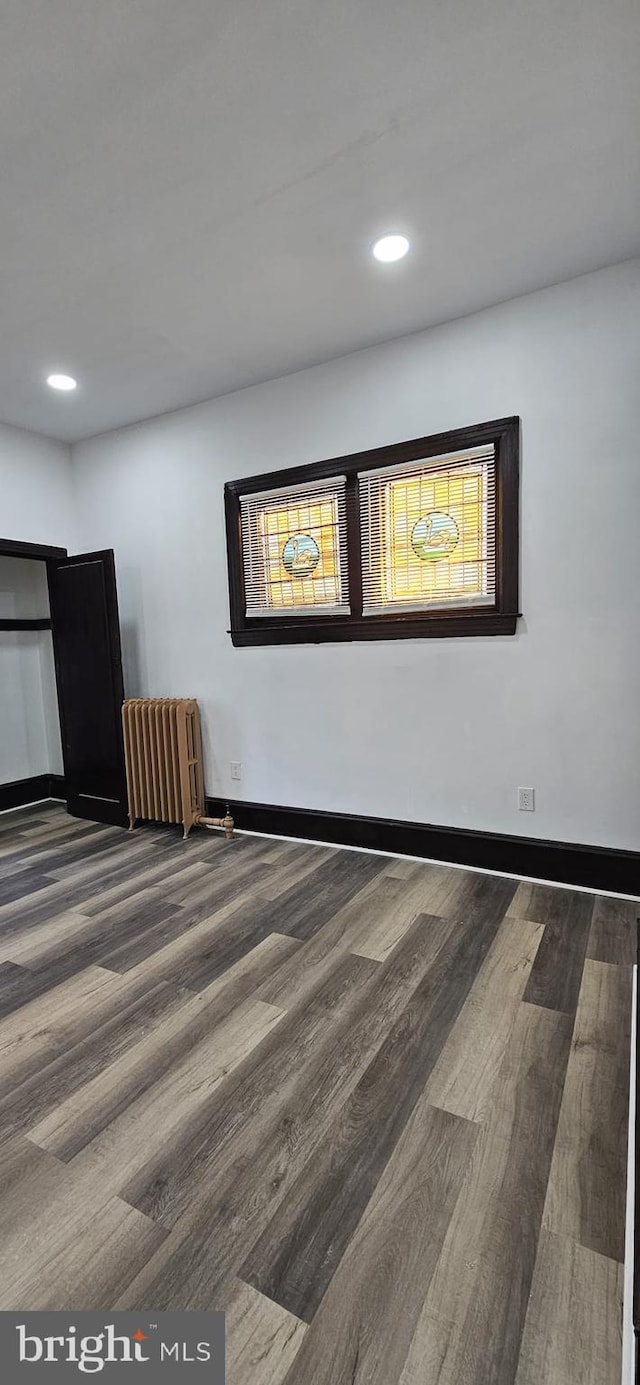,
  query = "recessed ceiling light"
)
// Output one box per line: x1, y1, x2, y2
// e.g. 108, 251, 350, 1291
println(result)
46, 373, 77, 391
372, 234, 411, 263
